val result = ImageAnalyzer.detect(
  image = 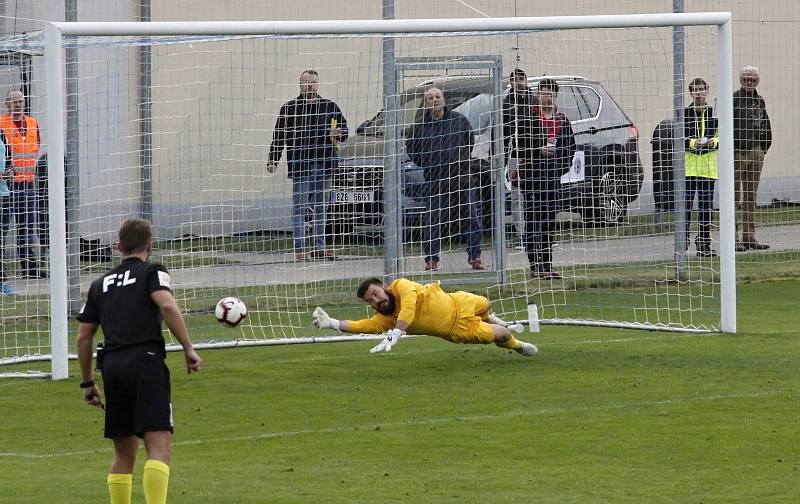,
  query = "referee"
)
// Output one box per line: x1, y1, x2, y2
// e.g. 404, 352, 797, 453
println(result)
77, 218, 202, 504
